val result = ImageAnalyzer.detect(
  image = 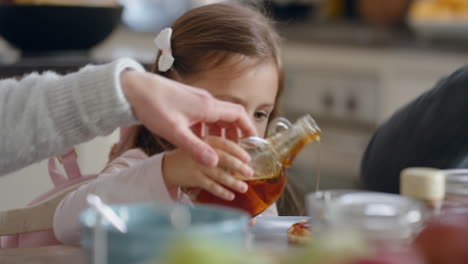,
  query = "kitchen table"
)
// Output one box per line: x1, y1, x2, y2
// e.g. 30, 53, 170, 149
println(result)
0, 216, 308, 263
0, 245, 85, 264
